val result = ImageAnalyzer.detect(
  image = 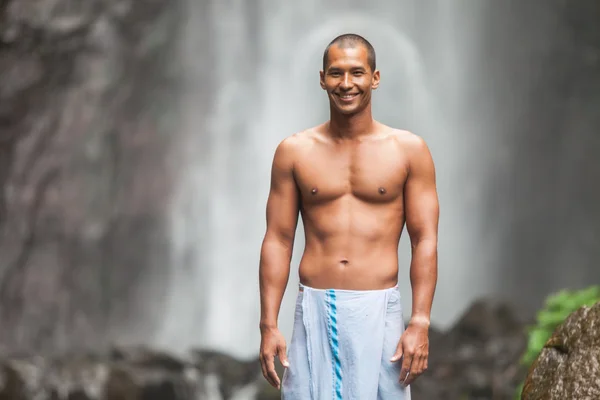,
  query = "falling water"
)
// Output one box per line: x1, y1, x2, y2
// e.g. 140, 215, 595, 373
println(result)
153, 0, 600, 363
153, 1, 496, 358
